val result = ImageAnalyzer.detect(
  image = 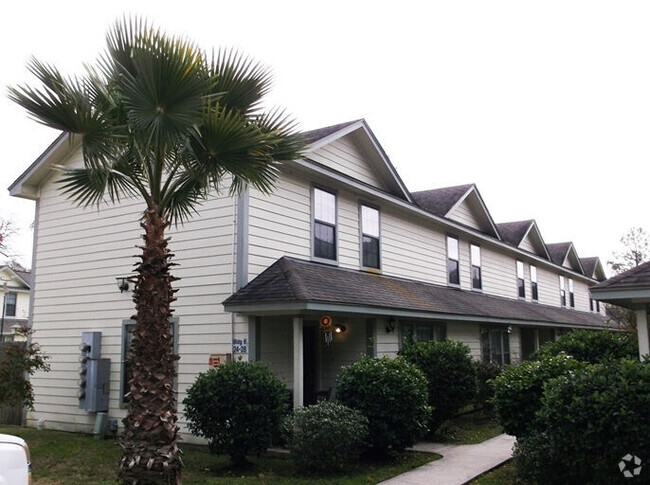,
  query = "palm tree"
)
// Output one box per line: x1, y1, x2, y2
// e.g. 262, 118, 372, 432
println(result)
9, 18, 305, 484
